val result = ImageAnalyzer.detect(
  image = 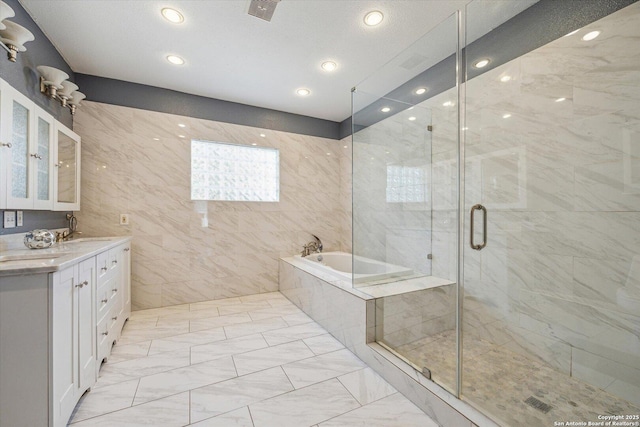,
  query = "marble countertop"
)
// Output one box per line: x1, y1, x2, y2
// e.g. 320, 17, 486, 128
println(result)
0, 236, 132, 277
